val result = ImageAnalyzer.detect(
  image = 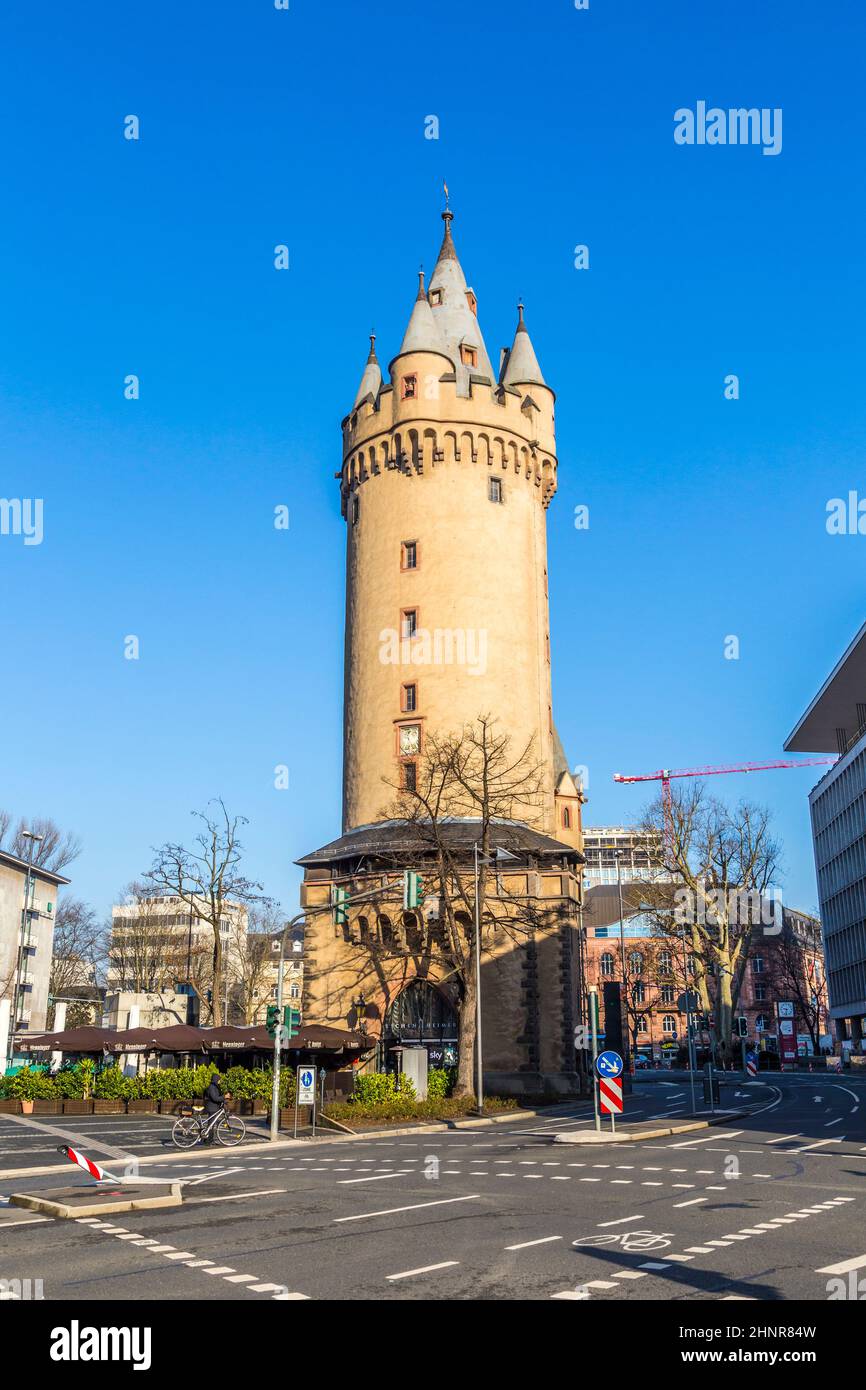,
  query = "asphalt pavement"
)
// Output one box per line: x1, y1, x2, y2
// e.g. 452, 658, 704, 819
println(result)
2, 1074, 865, 1302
